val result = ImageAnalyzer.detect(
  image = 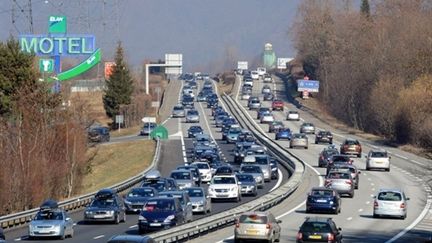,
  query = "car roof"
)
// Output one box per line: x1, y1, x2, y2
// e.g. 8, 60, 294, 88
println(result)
108, 235, 154, 243
304, 216, 334, 223
311, 187, 335, 192
378, 188, 404, 193
240, 211, 271, 217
